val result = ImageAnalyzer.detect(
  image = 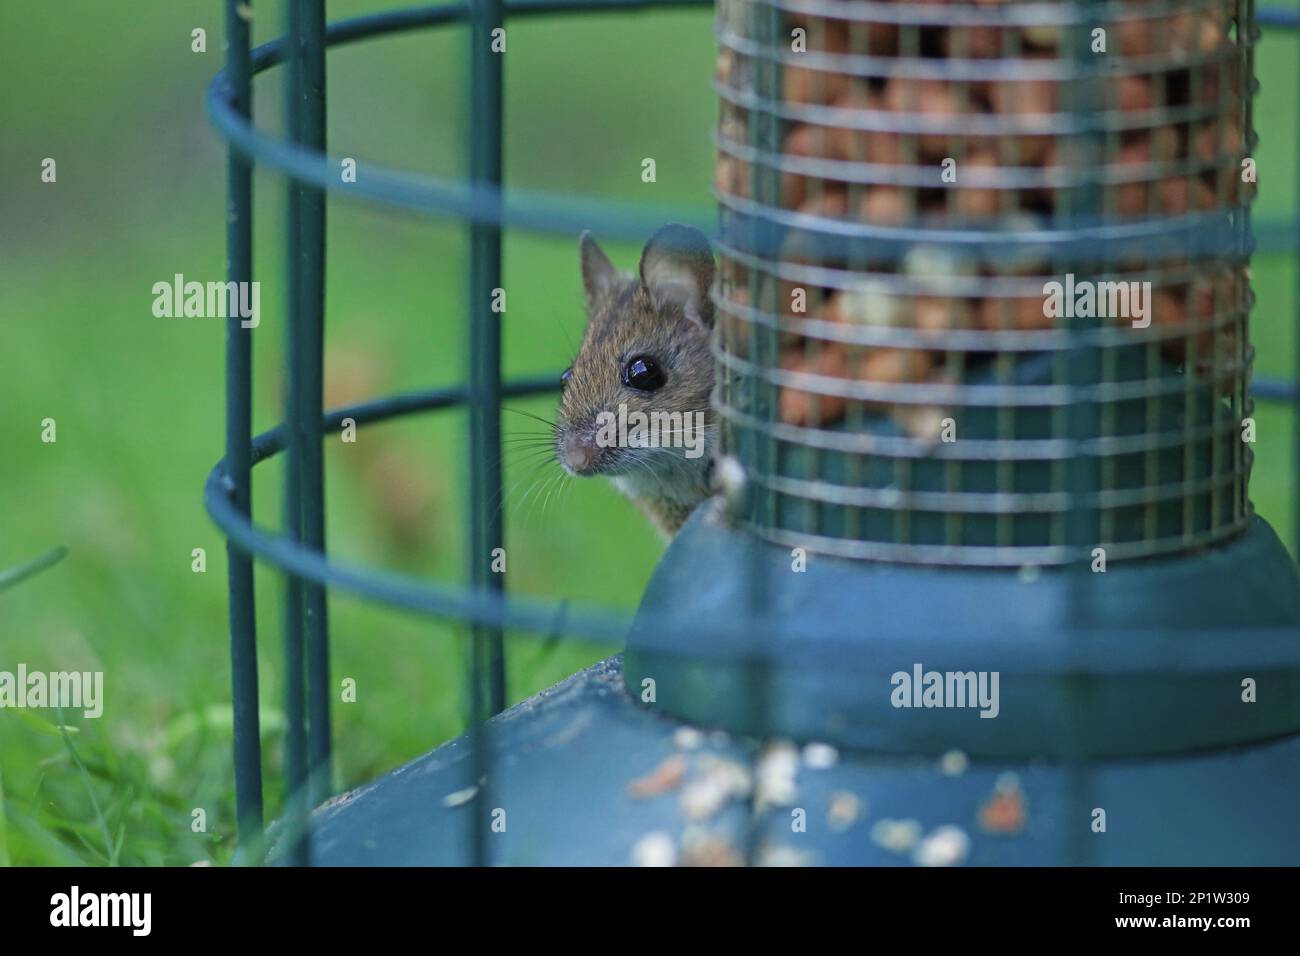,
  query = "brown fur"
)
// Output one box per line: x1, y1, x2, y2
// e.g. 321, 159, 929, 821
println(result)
555, 225, 717, 538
